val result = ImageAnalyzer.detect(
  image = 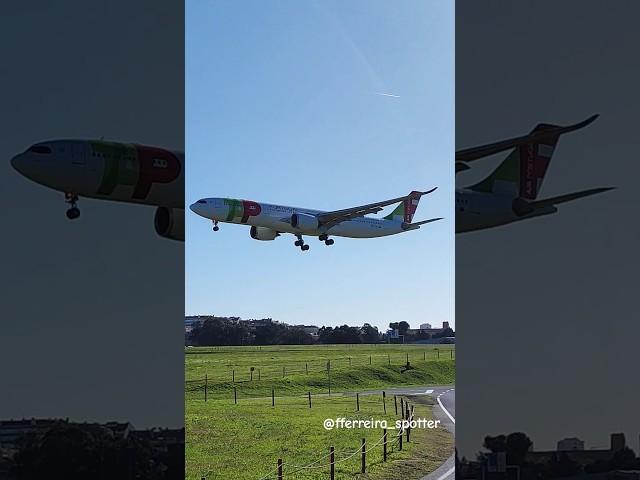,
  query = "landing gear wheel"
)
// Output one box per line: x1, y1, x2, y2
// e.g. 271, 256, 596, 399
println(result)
212, 221, 219, 231
325, 239, 334, 246
294, 240, 303, 247
66, 207, 80, 220
64, 192, 80, 220
301, 244, 310, 251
